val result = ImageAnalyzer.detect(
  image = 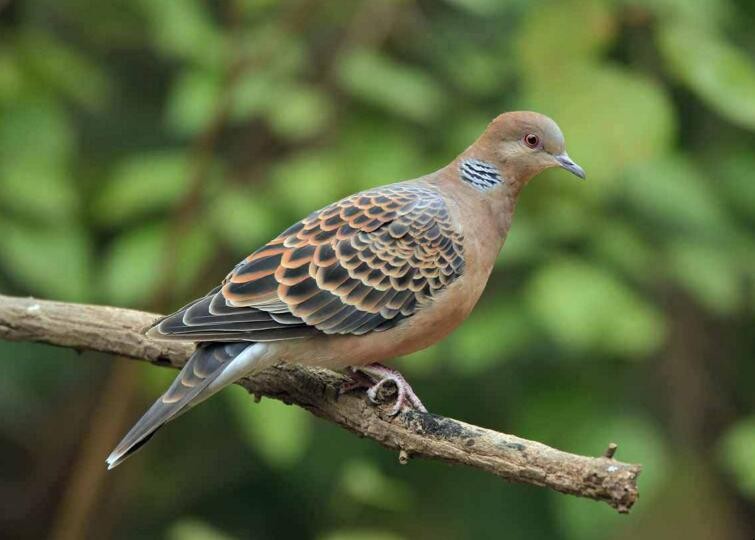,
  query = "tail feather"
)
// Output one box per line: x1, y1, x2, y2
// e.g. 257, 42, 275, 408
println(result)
106, 342, 262, 469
